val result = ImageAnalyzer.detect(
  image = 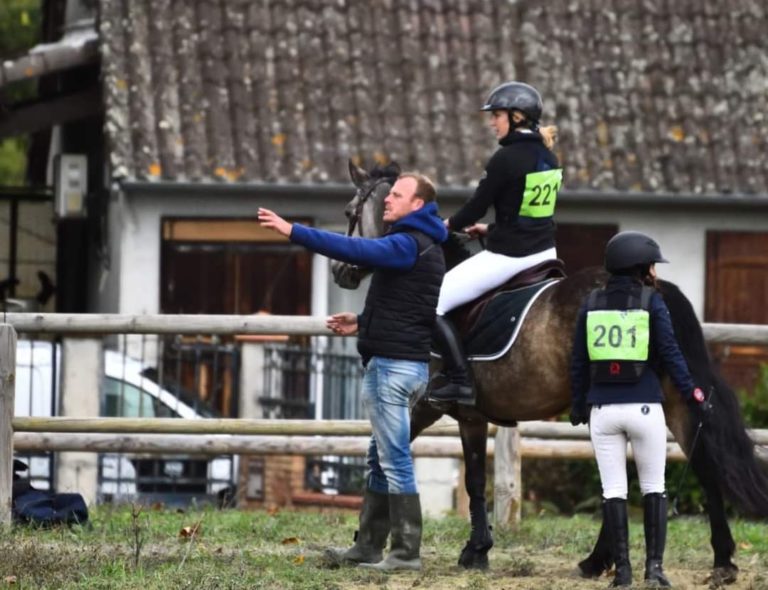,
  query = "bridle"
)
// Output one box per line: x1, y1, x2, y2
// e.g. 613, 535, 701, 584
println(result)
346, 177, 392, 238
